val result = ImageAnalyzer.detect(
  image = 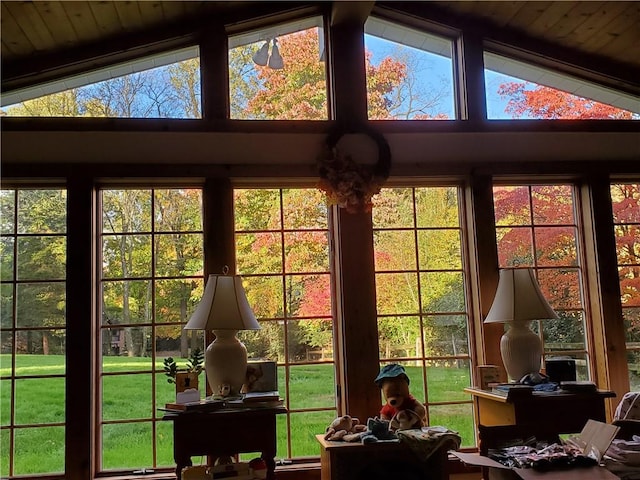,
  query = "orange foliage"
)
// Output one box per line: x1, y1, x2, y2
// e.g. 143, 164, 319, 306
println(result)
498, 82, 634, 119
246, 29, 407, 120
